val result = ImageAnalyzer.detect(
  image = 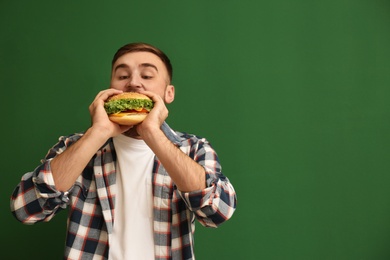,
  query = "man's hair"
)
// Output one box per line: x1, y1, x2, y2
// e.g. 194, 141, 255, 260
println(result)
112, 42, 173, 83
